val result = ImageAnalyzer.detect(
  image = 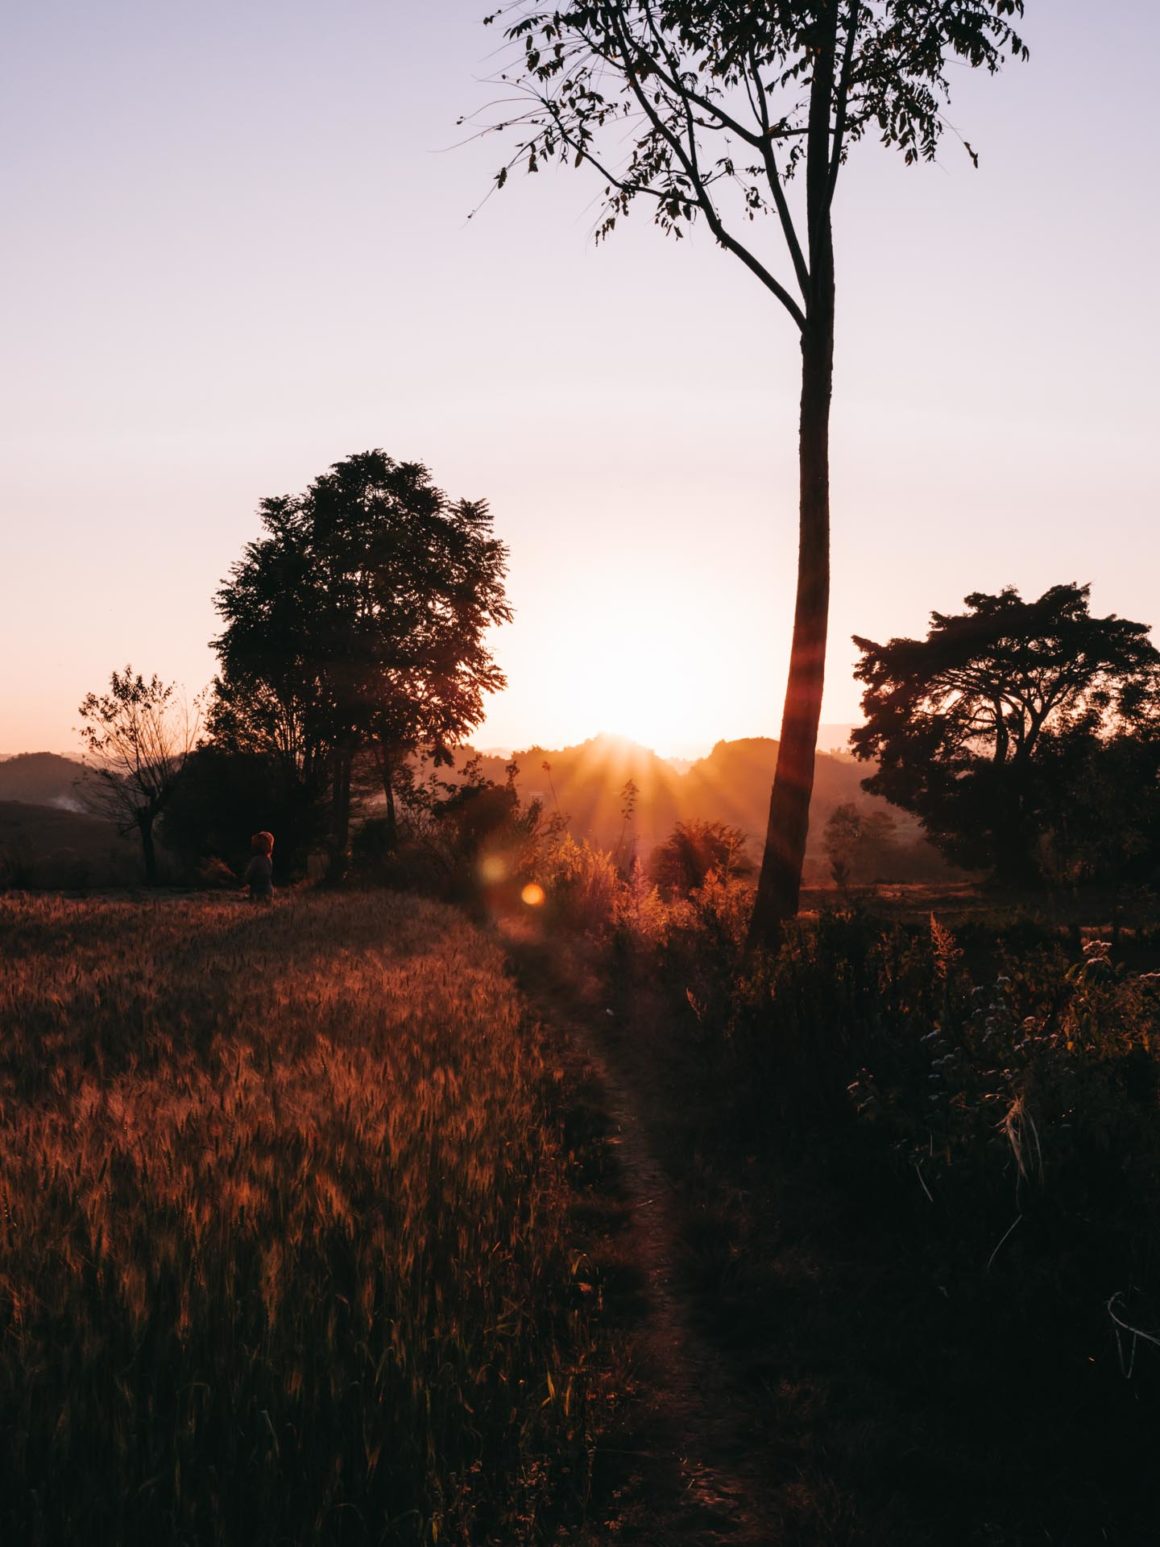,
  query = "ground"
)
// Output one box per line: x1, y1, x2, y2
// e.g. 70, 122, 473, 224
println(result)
3, 884, 1157, 1544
